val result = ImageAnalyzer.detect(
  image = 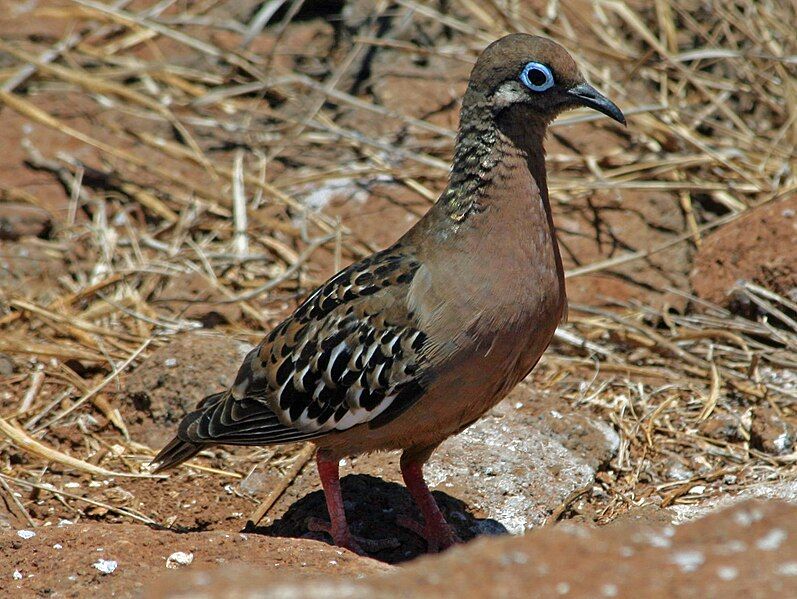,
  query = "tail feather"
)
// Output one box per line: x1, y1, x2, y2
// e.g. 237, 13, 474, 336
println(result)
149, 392, 228, 473
149, 435, 205, 473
